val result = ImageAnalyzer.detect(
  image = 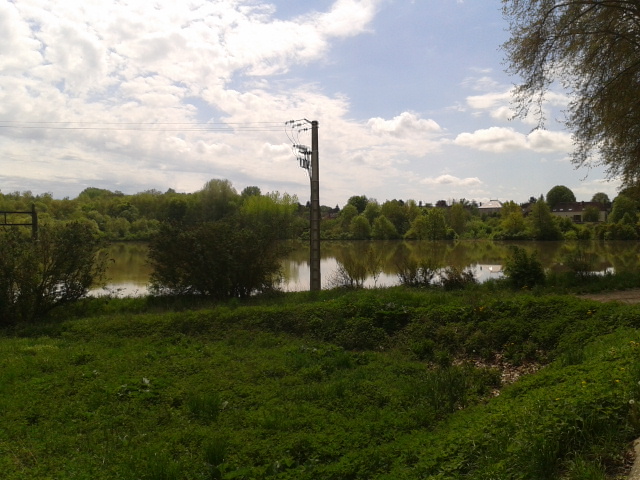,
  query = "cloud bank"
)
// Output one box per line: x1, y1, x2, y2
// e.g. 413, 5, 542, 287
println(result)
0, 0, 614, 205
